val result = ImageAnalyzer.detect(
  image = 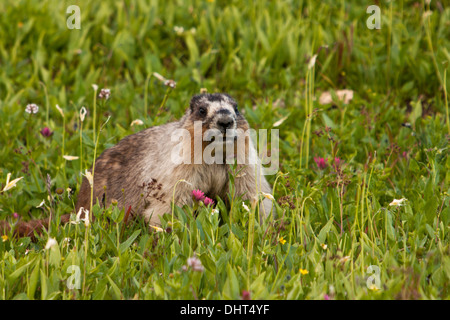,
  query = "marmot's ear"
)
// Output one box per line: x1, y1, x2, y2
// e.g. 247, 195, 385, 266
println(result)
189, 94, 203, 111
